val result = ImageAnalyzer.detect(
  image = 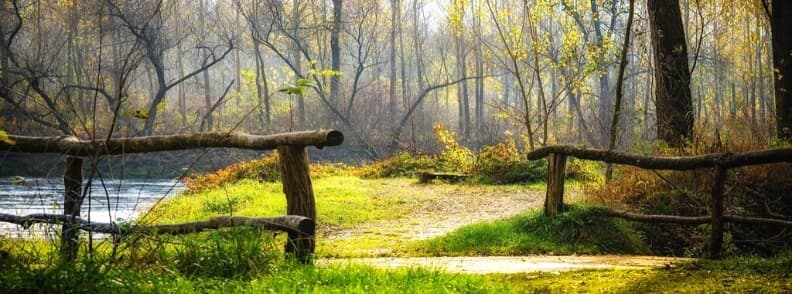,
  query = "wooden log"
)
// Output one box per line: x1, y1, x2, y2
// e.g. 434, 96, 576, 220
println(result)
599, 208, 711, 224
709, 167, 727, 259
418, 172, 469, 183
0, 213, 313, 236
545, 153, 567, 216
277, 145, 316, 263
525, 145, 792, 170
0, 130, 343, 156
61, 157, 82, 262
